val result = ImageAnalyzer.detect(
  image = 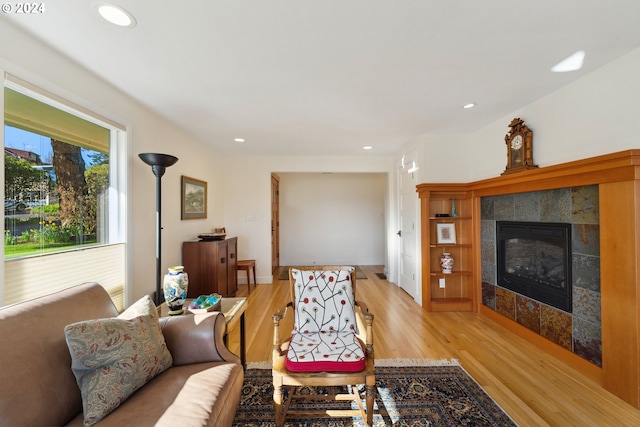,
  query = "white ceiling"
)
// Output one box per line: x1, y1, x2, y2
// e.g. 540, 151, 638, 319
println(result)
3, 1, 640, 156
